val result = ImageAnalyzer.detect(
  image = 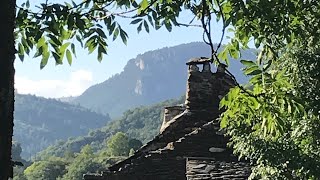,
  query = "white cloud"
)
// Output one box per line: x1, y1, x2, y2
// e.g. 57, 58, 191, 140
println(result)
15, 70, 93, 98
